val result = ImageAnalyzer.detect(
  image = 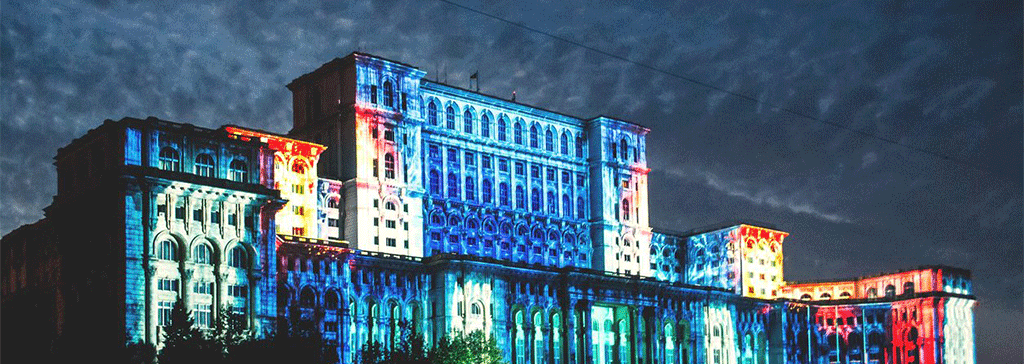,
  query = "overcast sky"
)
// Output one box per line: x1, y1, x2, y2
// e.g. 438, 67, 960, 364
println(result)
2, 0, 1020, 361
